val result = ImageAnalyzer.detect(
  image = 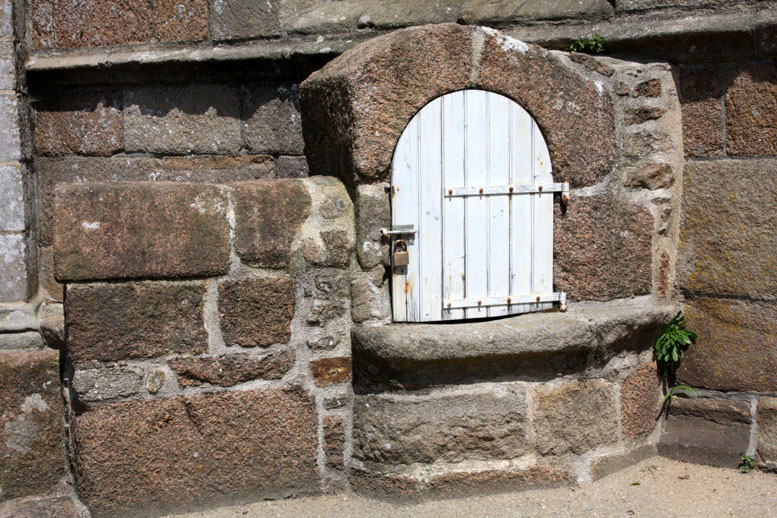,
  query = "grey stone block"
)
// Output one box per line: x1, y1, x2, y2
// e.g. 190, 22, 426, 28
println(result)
275, 155, 309, 178
73, 366, 144, 403
0, 40, 16, 90
0, 332, 44, 350
209, 0, 280, 40
0, 233, 26, 302
354, 384, 527, 465
124, 84, 241, 154
243, 82, 304, 155
0, 94, 21, 161
0, 163, 24, 232
658, 397, 752, 468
